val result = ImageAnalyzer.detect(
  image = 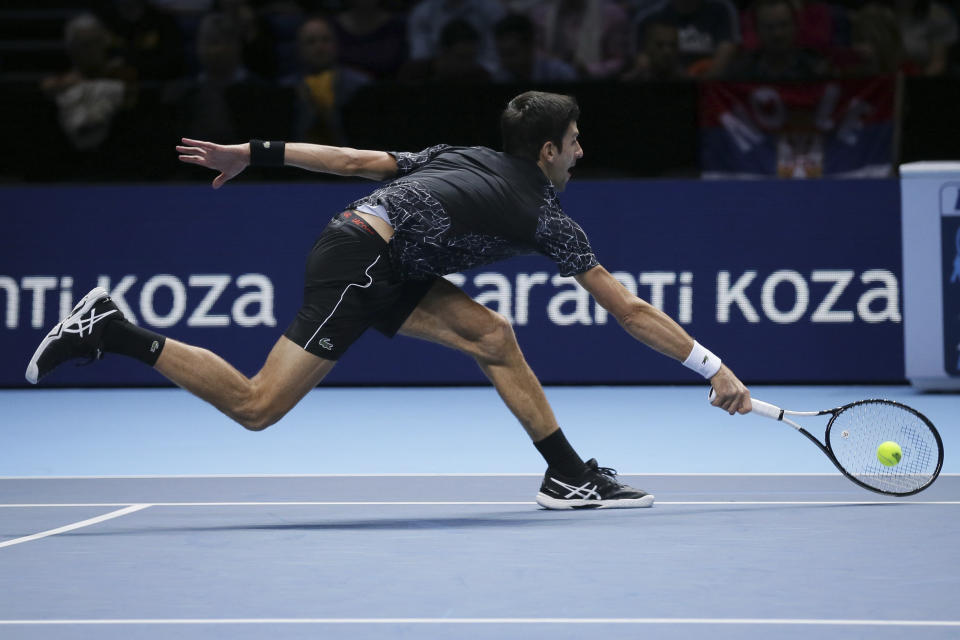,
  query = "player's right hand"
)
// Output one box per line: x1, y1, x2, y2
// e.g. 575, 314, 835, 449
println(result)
176, 138, 250, 189
709, 365, 752, 415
